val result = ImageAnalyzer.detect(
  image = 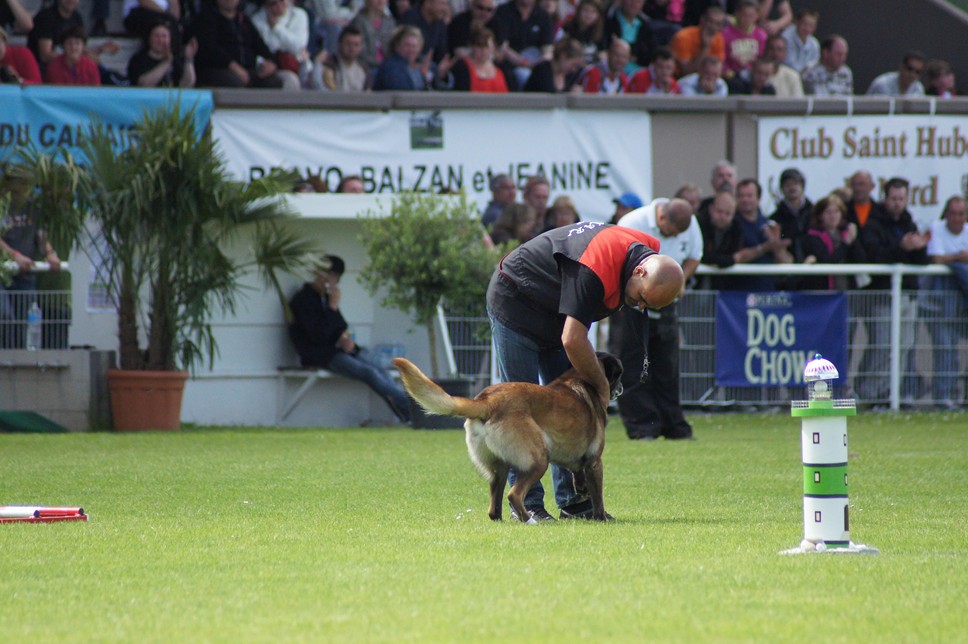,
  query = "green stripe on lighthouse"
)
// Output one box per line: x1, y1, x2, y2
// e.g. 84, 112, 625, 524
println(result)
803, 464, 848, 496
